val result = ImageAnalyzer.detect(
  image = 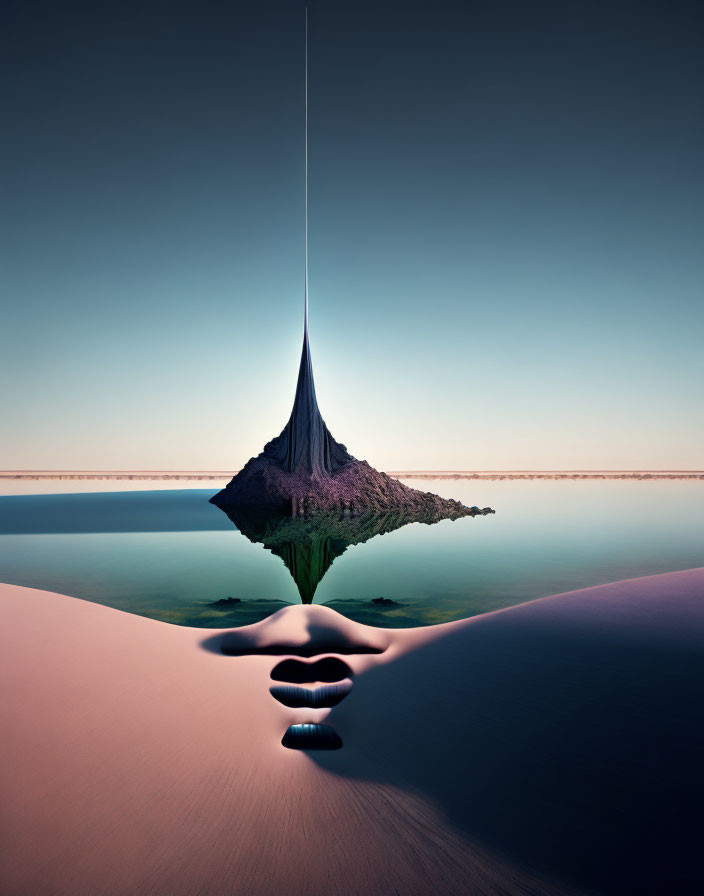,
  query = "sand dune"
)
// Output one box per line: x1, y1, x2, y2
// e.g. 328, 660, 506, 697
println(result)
2, 570, 703, 894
